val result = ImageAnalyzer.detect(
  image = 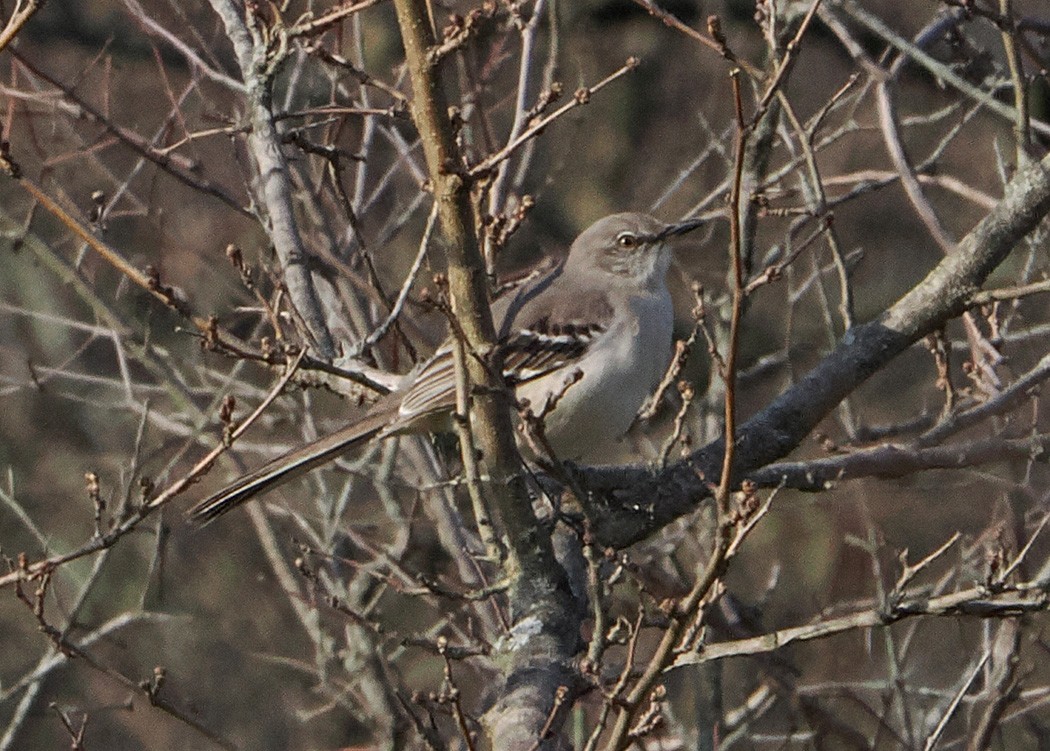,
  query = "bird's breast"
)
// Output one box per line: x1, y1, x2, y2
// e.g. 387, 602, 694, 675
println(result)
521, 291, 674, 461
